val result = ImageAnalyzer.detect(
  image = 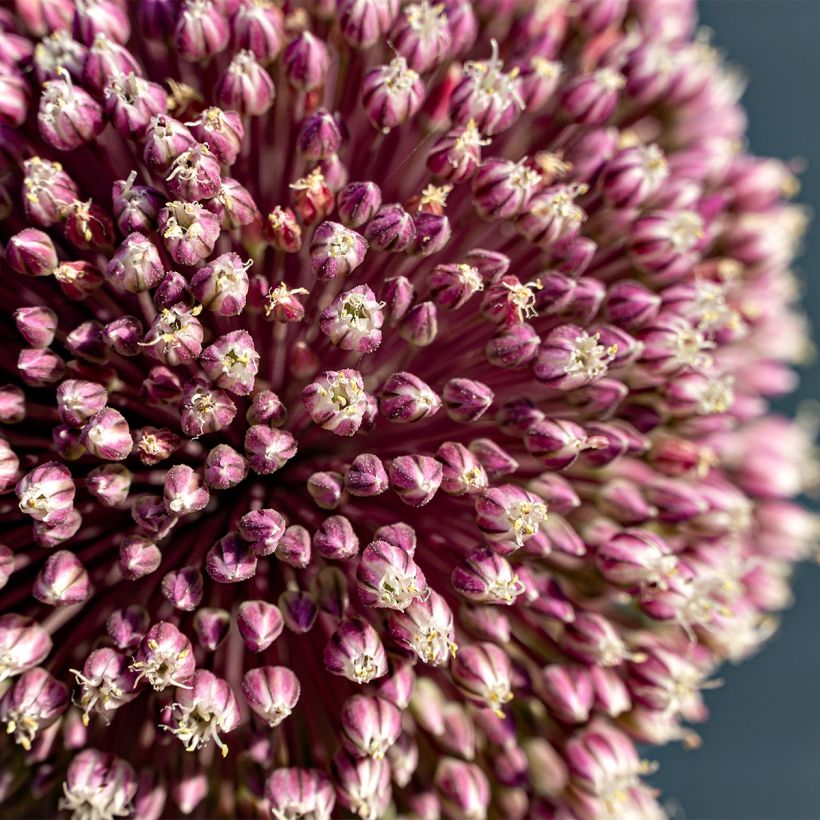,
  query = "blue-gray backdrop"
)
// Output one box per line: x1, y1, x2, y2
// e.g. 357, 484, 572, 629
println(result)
651, 2, 820, 818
